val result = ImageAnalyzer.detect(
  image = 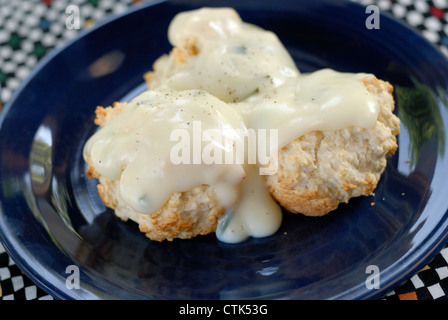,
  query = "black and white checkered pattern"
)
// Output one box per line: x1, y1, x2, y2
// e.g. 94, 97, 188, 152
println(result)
384, 247, 448, 300
355, 0, 448, 55
0, 243, 53, 300
0, 0, 133, 105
